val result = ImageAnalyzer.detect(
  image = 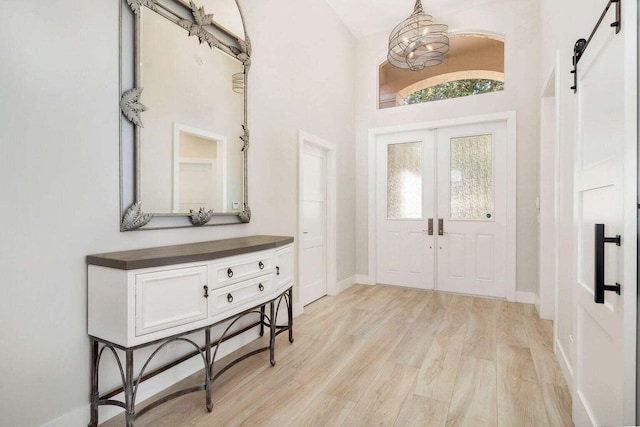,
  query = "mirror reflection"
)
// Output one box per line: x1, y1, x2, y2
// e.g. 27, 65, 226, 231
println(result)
139, 7, 244, 214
